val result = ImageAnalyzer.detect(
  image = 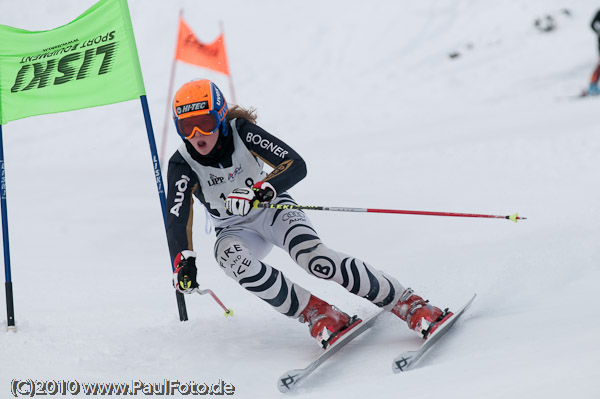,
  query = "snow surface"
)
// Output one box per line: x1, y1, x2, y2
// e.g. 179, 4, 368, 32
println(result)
1, 1, 599, 398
